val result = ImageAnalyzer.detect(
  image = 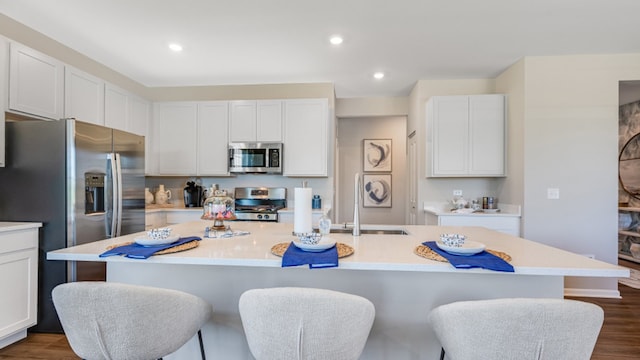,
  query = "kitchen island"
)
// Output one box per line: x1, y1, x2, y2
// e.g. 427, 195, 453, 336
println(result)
48, 221, 626, 359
